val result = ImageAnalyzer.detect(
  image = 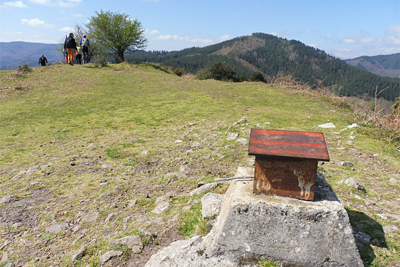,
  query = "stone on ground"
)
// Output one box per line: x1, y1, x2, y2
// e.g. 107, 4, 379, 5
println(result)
187, 183, 218, 197
201, 193, 224, 219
